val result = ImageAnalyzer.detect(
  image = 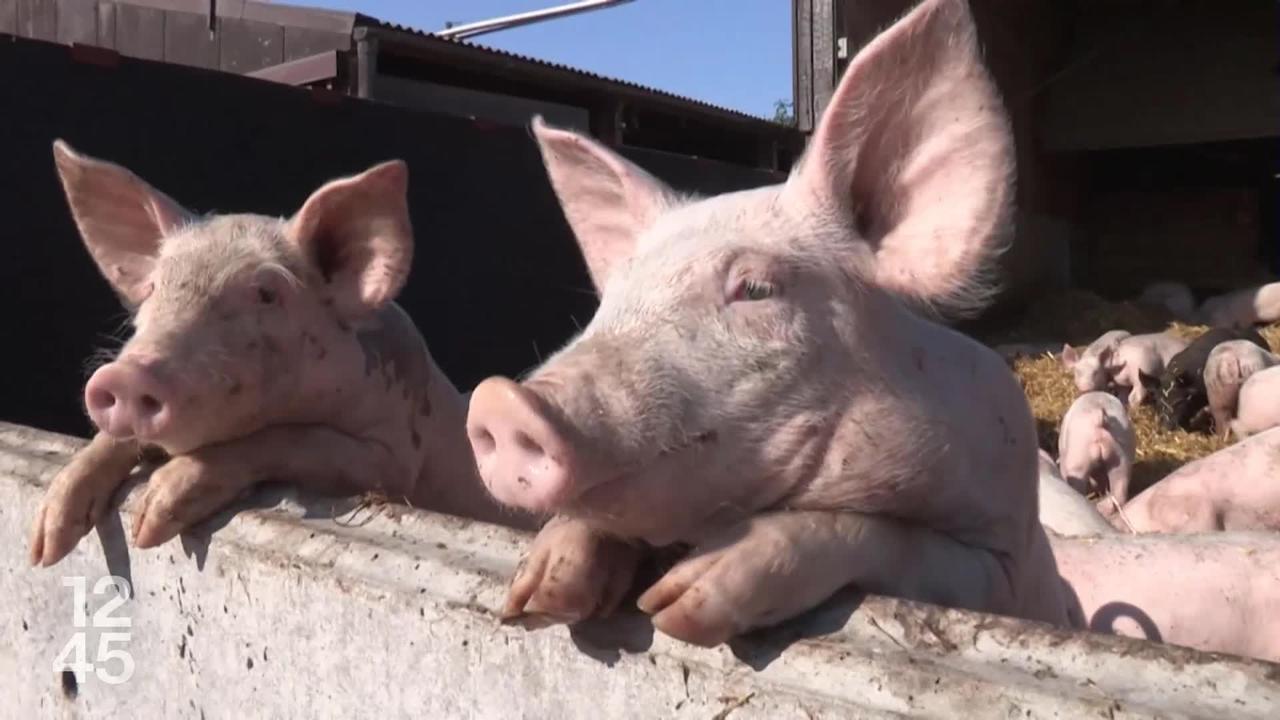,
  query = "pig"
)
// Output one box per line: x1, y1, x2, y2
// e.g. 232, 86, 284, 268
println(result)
1231, 365, 1280, 440
1198, 281, 1280, 328
1036, 449, 1117, 537
1060, 330, 1130, 392
1203, 340, 1280, 436
466, 0, 1076, 648
28, 142, 531, 568
1140, 326, 1271, 432
1136, 281, 1196, 321
1051, 532, 1280, 662
1056, 392, 1136, 512
1116, 427, 1280, 533
1062, 331, 1188, 407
